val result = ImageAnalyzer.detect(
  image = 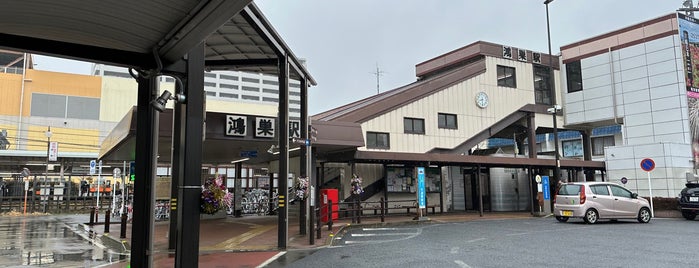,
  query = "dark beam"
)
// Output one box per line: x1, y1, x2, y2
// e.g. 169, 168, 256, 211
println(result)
205, 58, 278, 69
277, 54, 290, 249
0, 33, 156, 69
